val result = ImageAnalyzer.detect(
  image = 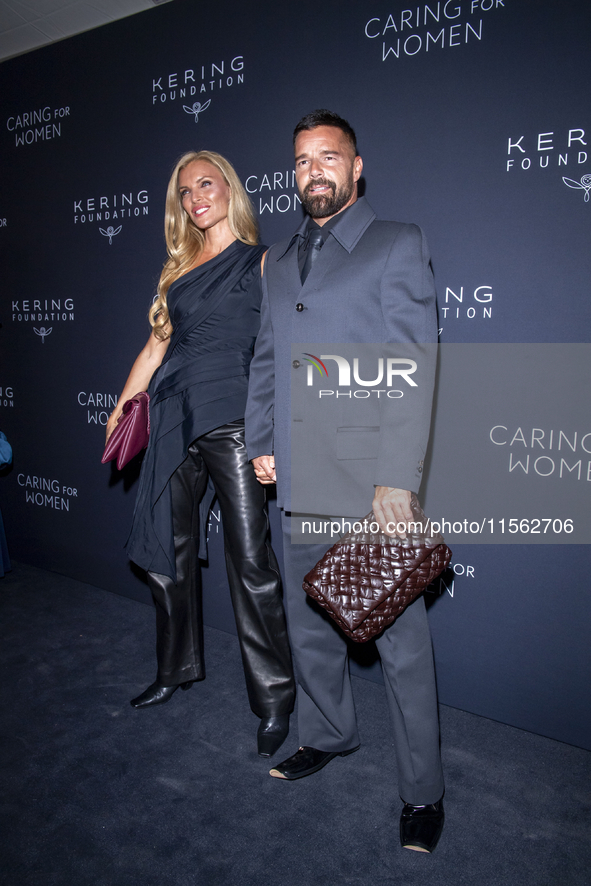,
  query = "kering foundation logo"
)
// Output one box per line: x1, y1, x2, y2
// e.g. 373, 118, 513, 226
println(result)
12, 298, 75, 333
506, 127, 588, 178
0, 386, 14, 408
100, 226, 122, 244
73, 189, 149, 241
300, 352, 418, 399
152, 57, 244, 112
182, 99, 211, 122
34, 327, 52, 343
563, 173, 591, 202
363, 1, 505, 63
207, 506, 222, 538
439, 282, 493, 329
